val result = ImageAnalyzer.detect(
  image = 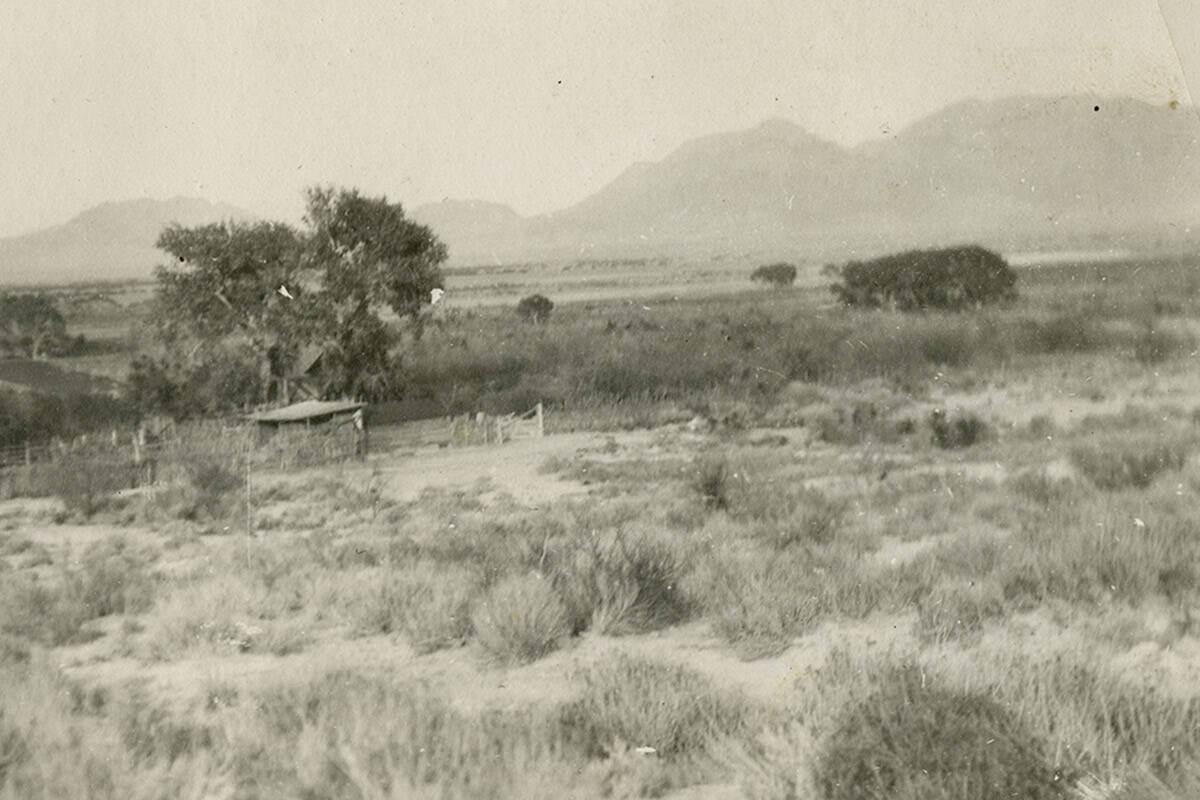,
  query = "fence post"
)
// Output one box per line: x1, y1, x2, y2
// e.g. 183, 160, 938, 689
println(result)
24, 441, 30, 466
244, 444, 253, 570
536, 402, 544, 437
